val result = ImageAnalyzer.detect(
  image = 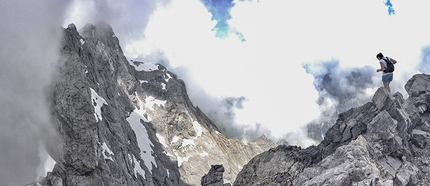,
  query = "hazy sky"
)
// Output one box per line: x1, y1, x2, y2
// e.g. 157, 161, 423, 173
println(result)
2, 0, 430, 184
